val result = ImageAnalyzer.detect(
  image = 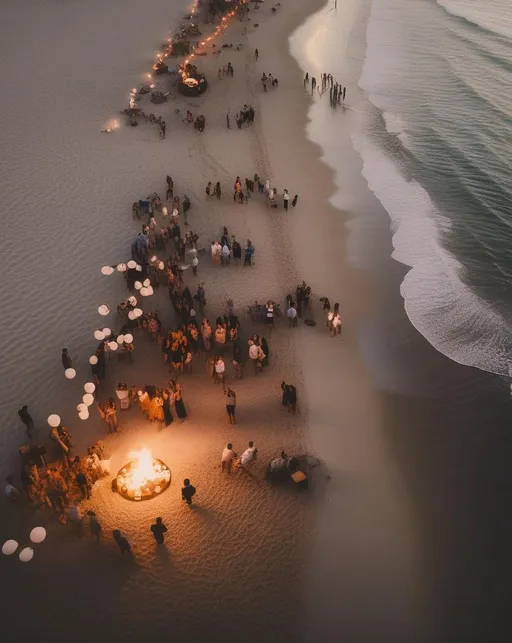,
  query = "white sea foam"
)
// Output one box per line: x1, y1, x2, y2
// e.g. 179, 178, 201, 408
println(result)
436, 0, 512, 41
352, 130, 511, 376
